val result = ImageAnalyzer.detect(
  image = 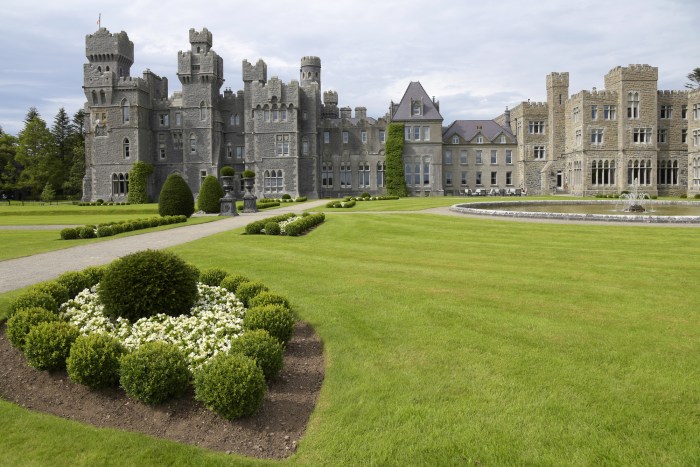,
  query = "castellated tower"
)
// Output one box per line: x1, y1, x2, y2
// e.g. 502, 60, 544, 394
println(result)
300, 56, 321, 88
299, 57, 322, 197
546, 72, 569, 162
